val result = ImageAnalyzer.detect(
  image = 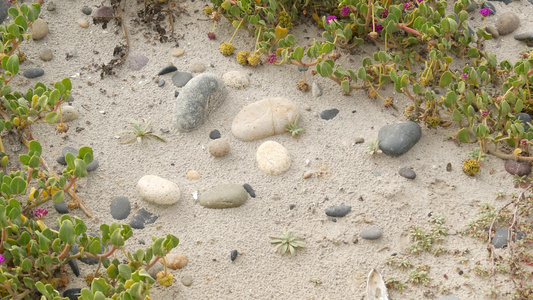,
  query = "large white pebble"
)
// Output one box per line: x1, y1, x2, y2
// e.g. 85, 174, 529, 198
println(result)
57, 105, 79, 123
256, 141, 291, 175
137, 175, 180, 205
